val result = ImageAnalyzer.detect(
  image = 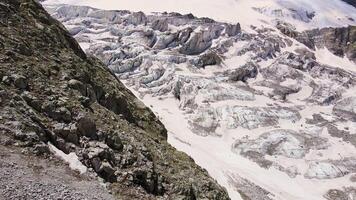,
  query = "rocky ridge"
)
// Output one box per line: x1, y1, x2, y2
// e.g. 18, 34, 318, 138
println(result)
0, 0, 230, 199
